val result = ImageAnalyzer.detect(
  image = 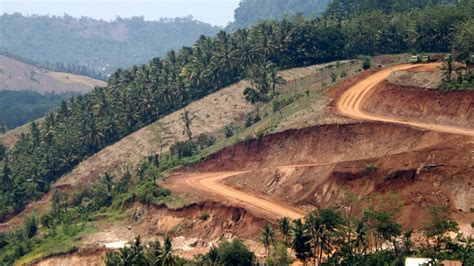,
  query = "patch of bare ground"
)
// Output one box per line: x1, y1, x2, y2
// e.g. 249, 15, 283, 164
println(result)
33, 249, 107, 266
386, 64, 443, 89
0, 55, 106, 94
207, 123, 473, 232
